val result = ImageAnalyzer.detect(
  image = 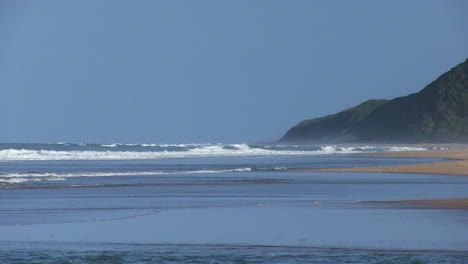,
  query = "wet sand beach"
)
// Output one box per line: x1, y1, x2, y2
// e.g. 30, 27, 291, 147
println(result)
371, 198, 468, 210
290, 148, 468, 209
290, 148, 468, 176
